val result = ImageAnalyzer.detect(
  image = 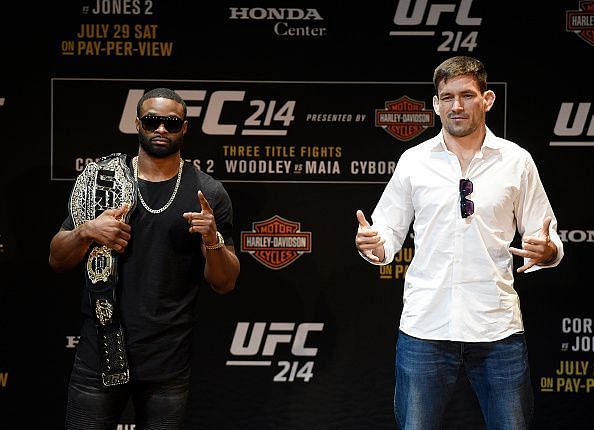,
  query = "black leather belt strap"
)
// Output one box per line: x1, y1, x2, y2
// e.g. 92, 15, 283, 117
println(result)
69, 153, 137, 386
